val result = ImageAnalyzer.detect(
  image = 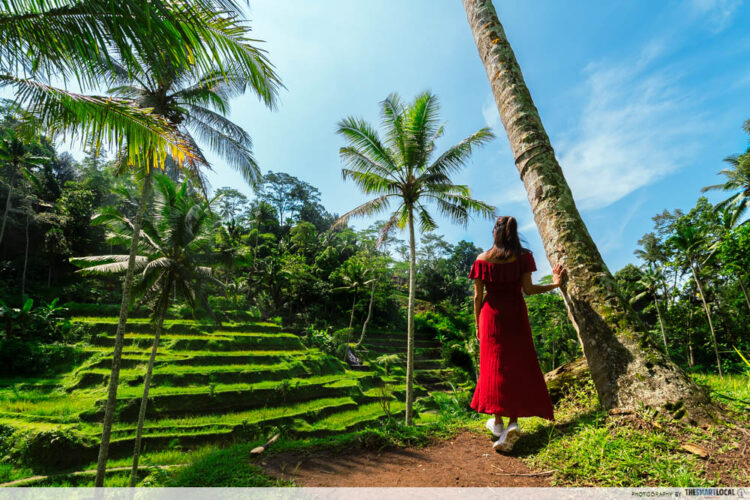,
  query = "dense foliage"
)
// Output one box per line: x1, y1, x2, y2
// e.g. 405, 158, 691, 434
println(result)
1, 105, 749, 380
